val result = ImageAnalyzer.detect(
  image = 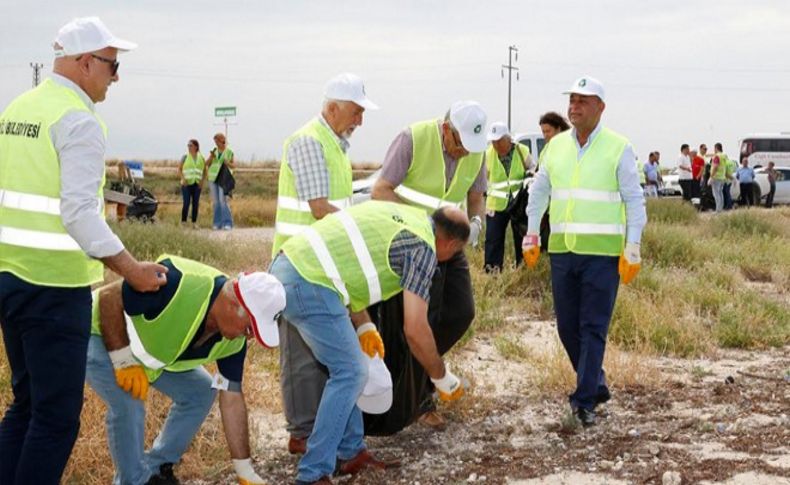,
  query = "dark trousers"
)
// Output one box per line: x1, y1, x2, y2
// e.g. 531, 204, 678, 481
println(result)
181, 183, 201, 223
691, 179, 702, 199
739, 182, 754, 206
364, 250, 475, 435
484, 210, 523, 272
0, 273, 91, 485
766, 183, 776, 208
723, 182, 733, 210
549, 253, 619, 411
679, 179, 693, 201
